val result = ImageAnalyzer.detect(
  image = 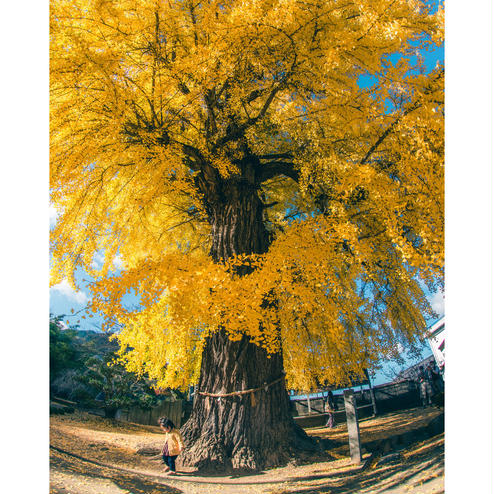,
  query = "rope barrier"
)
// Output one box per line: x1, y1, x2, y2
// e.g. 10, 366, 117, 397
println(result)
197, 375, 285, 398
